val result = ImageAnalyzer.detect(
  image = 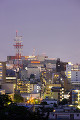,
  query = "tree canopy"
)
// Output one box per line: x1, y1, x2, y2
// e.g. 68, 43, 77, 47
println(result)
0, 94, 12, 107
59, 98, 68, 105
30, 74, 35, 79
14, 94, 24, 103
